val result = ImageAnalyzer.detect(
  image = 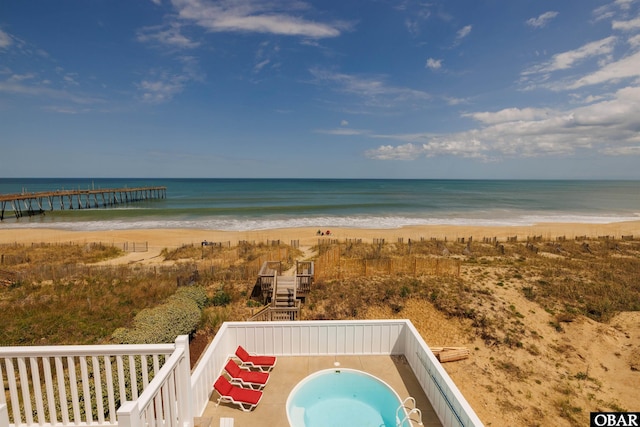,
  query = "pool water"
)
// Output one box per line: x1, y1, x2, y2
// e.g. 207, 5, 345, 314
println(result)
286, 369, 409, 427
